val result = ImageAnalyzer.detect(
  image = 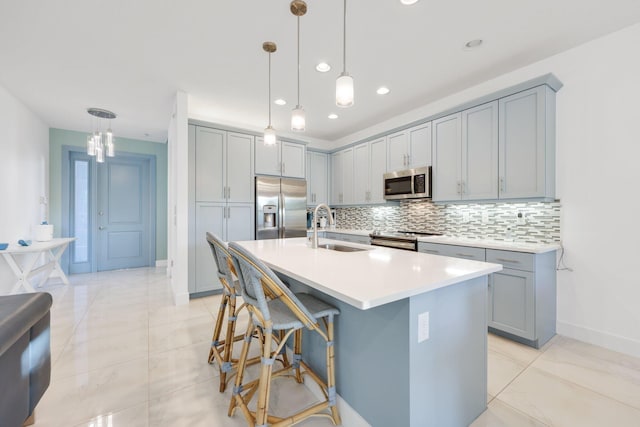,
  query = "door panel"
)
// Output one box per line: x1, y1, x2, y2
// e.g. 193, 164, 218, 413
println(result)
463, 101, 499, 200
227, 204, 254, 241
195, 203, 224, 292
195, 127, 225, 202
98, 157, 151, 271
227, 133, 253, 202
433, 113, 462, 201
